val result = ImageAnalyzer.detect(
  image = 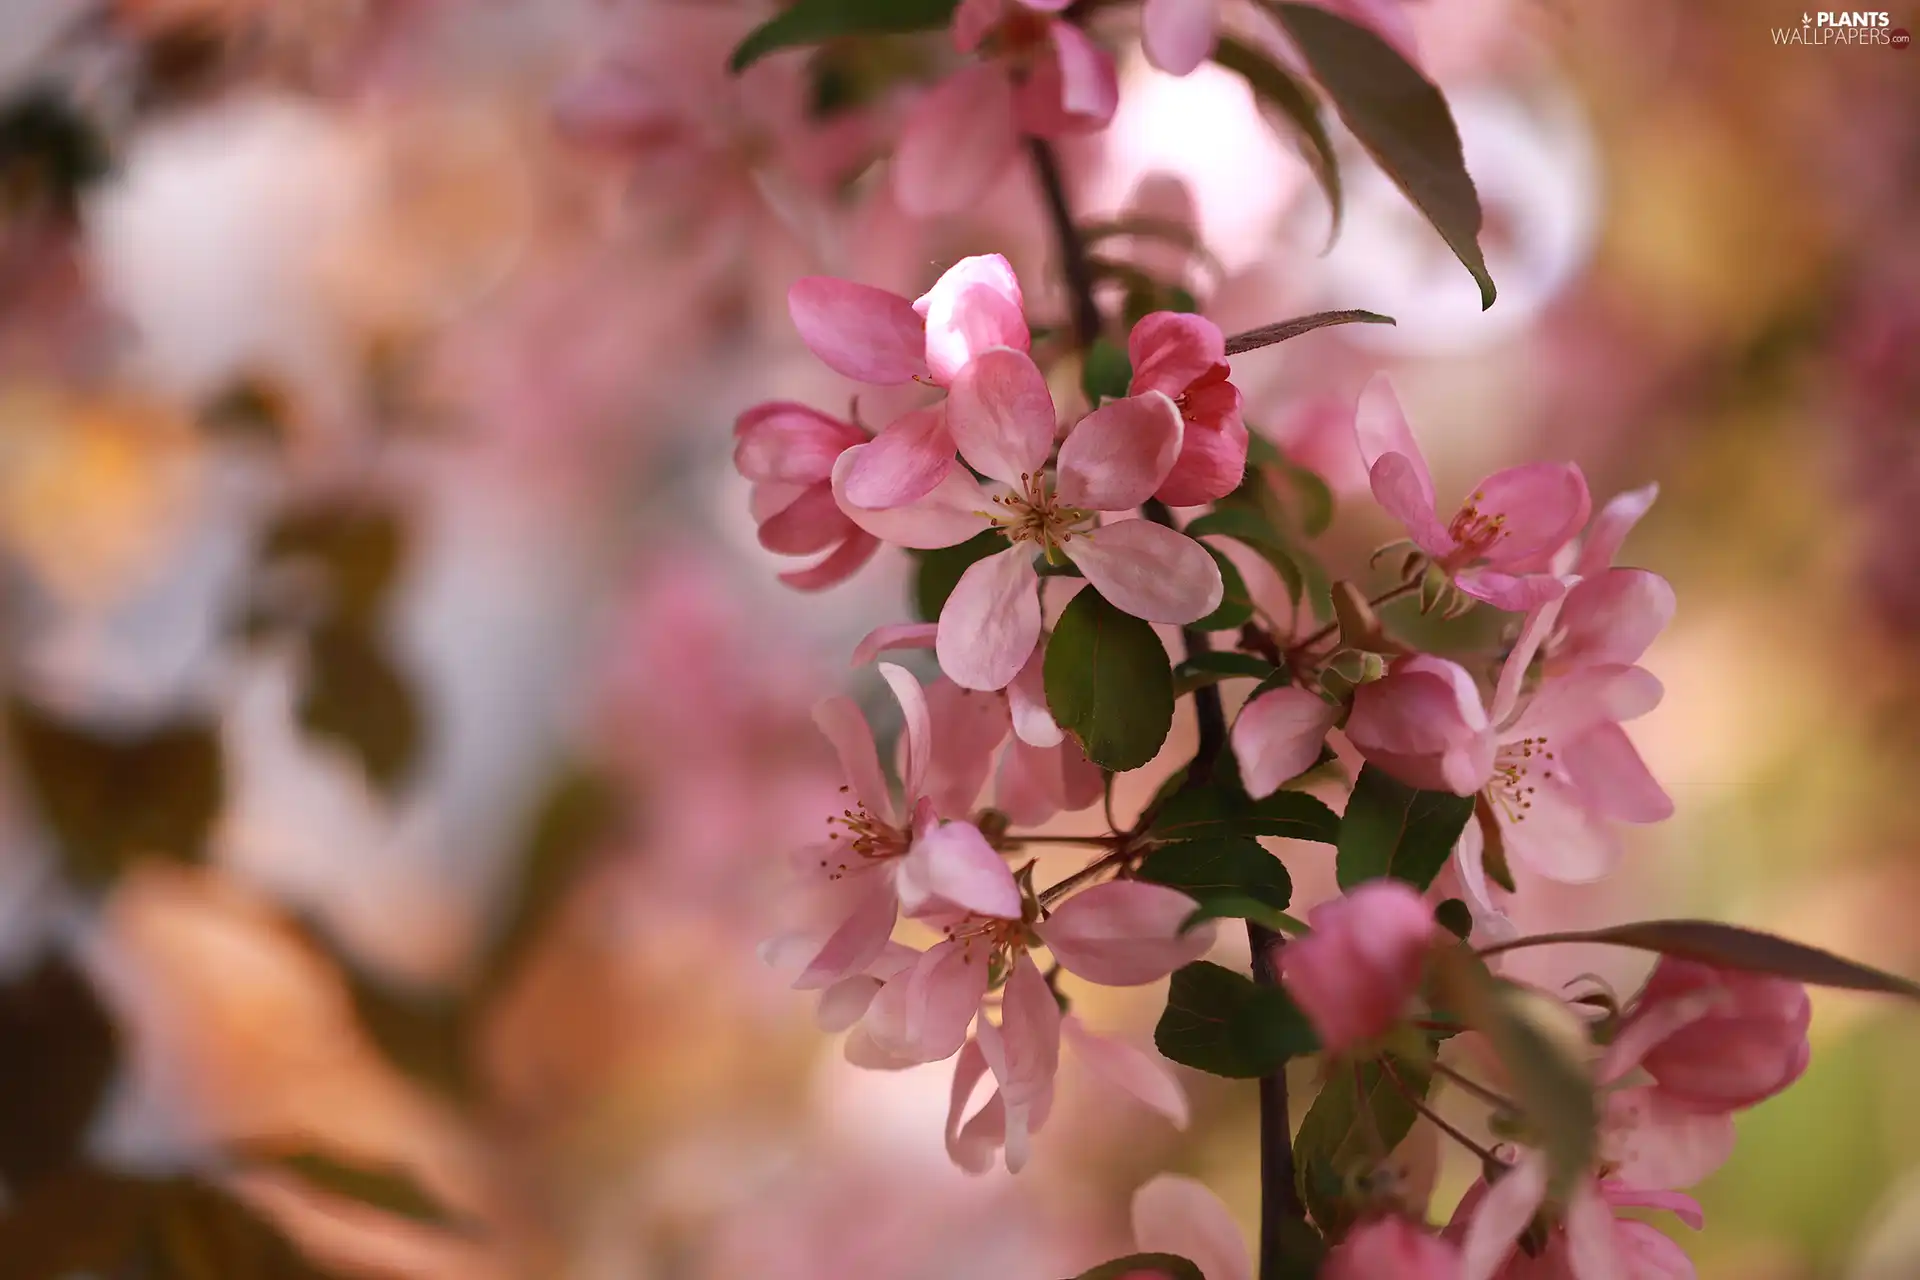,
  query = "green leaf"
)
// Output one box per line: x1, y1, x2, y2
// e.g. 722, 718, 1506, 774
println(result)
731, 0, 960, 71
241, 1149, 459, 1228
1068, 1254, 1204, 1280
911, 530, 1005, 623
1185, 505, 1304, 605
1273, 457, 1336, 538
1192, 546, 1255, 631
1155, 961, 1318, 1078
1335, 763, 1474, 891
1295, 1058, 1426, 1235
1151, 783, 1340, 845
1210, 36, 1342, 236
1268, 1215, 1331, 1279
262, 500, 406, 627
298, 620, 424, 797
1172, 651, 1276, 696
1044, 587, 1175, 772
1081, 337, 1133, 405
1525, 920, 1920, 1001
1180, 896, 1307, 936
6, 699, 223, 888
0, 958, 119, 1193
1263, 2, 1496, 308
478, 769, 620, 999
1435, 898, 1474, 940
1223, 310, 1396, 355
1139, 836, 1293, 911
